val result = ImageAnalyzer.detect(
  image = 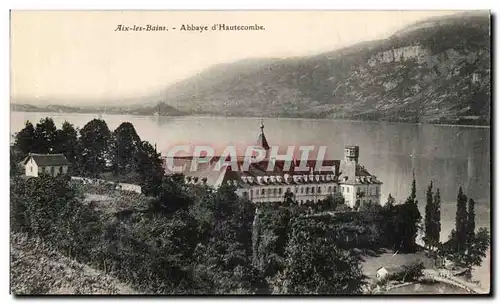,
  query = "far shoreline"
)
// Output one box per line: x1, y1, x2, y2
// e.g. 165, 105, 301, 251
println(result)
10, 110, 491, 129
